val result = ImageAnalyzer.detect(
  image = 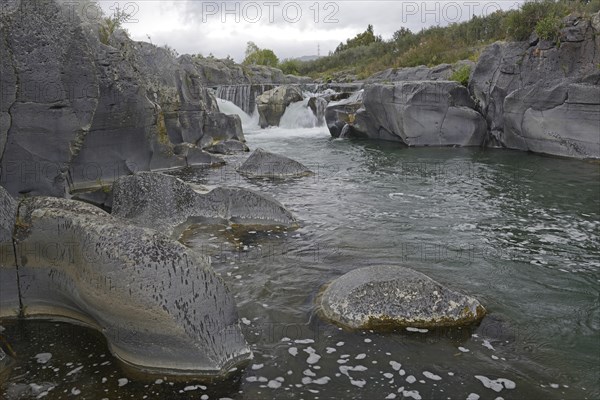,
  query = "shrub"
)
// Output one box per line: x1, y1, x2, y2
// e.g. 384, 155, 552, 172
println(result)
535, 15, 563, 41
450, 65, 472, 86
